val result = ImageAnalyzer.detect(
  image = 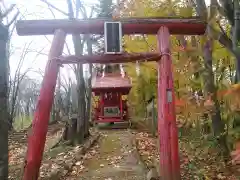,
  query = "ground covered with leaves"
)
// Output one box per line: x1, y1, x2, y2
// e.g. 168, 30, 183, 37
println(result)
8, 122, 147, 180
65, 128, 146, 180
10, 120, 240, 180
134, 131, 240, 180
9, 122, 65, 179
